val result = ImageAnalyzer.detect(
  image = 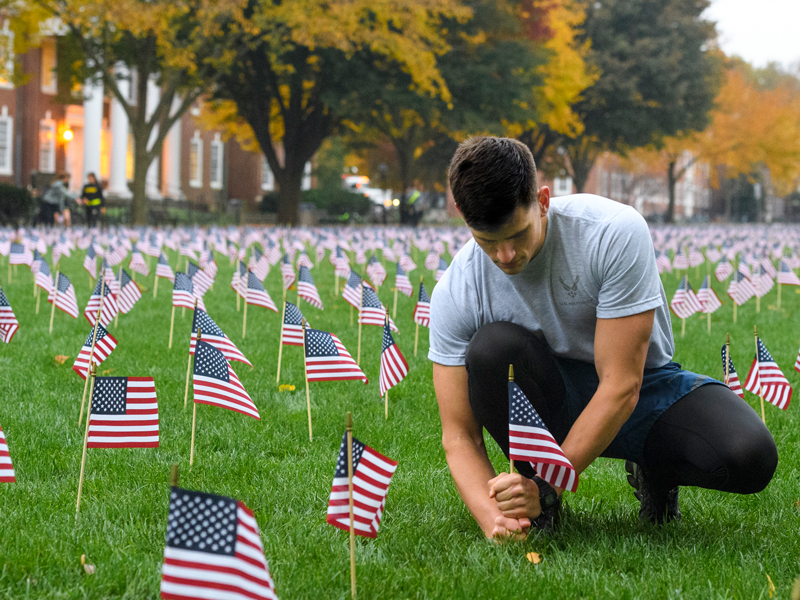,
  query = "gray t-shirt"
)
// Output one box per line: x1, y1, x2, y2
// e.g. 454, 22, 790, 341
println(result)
428, 194, 674, 368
